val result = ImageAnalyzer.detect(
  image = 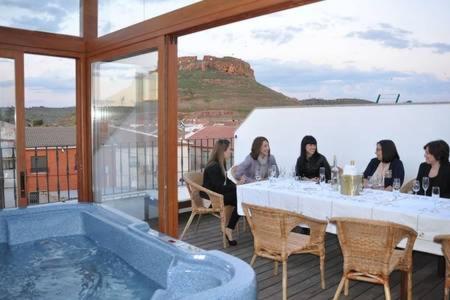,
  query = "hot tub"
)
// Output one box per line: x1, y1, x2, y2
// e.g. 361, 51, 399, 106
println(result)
0, 203, 256, 299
